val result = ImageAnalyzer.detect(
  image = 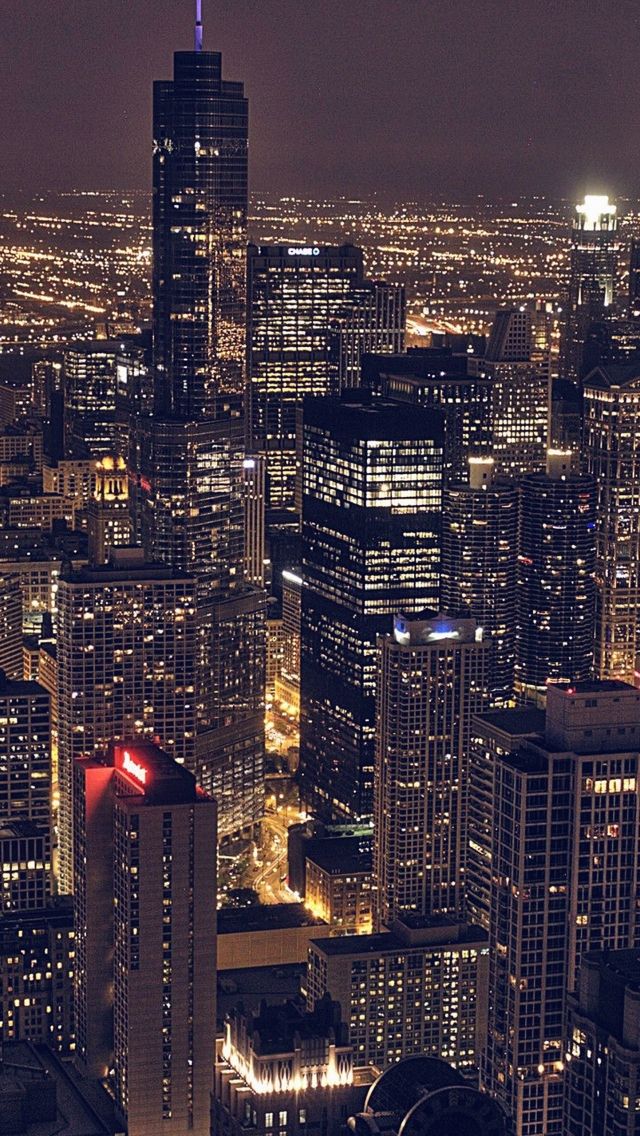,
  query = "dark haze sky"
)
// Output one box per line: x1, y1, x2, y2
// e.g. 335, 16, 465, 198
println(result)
3, 0, 640, 200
